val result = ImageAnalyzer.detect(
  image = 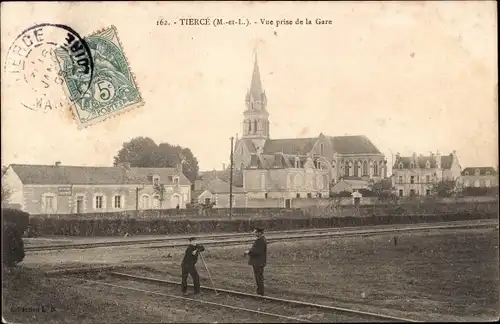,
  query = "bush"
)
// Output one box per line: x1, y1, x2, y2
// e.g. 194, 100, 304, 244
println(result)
2, 224, 25, 267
